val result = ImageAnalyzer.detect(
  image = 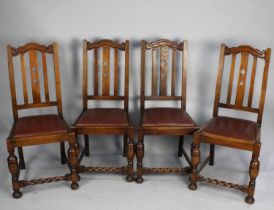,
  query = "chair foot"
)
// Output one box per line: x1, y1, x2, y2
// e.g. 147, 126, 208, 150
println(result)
136, 176, 144, 184
71, 183, 79, 190
245, 196, 255, 204
13, 191, 22, 199
126, 175, 134, 182
189, 183, 197, 191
